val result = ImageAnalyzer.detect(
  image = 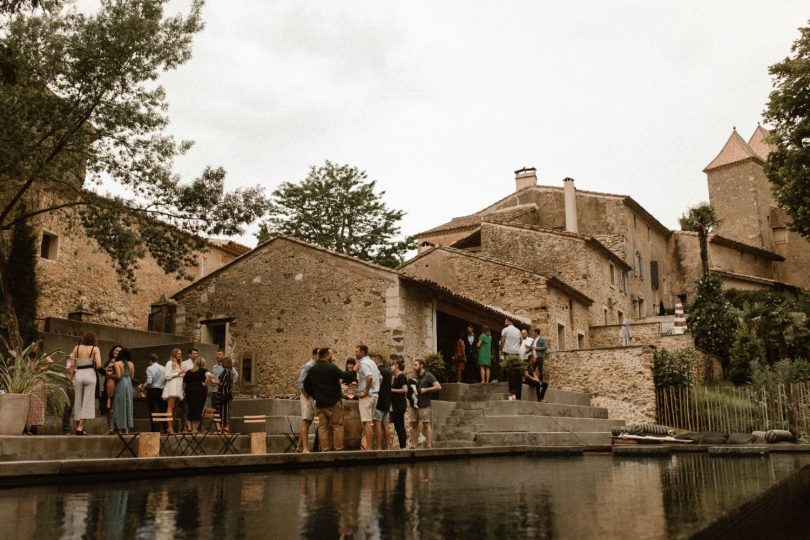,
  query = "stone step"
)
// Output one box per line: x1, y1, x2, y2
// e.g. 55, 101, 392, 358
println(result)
442, 416, 484, 427
133, 415, 304, 435
475, 431, 613, 447
480, 416, 624, 433
485, 400, 610, 419
436, 429, 476, 442
448, 408, 486, 420
519, 387, 593, 407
